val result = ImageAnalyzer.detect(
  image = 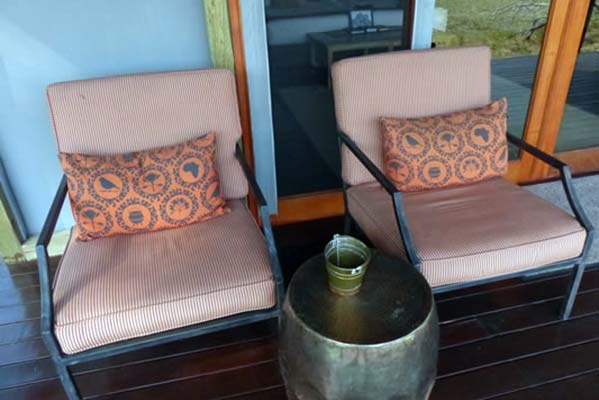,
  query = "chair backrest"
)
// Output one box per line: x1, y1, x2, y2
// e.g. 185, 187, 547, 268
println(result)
331, 46, 491, 186
47, 69, 247, 199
